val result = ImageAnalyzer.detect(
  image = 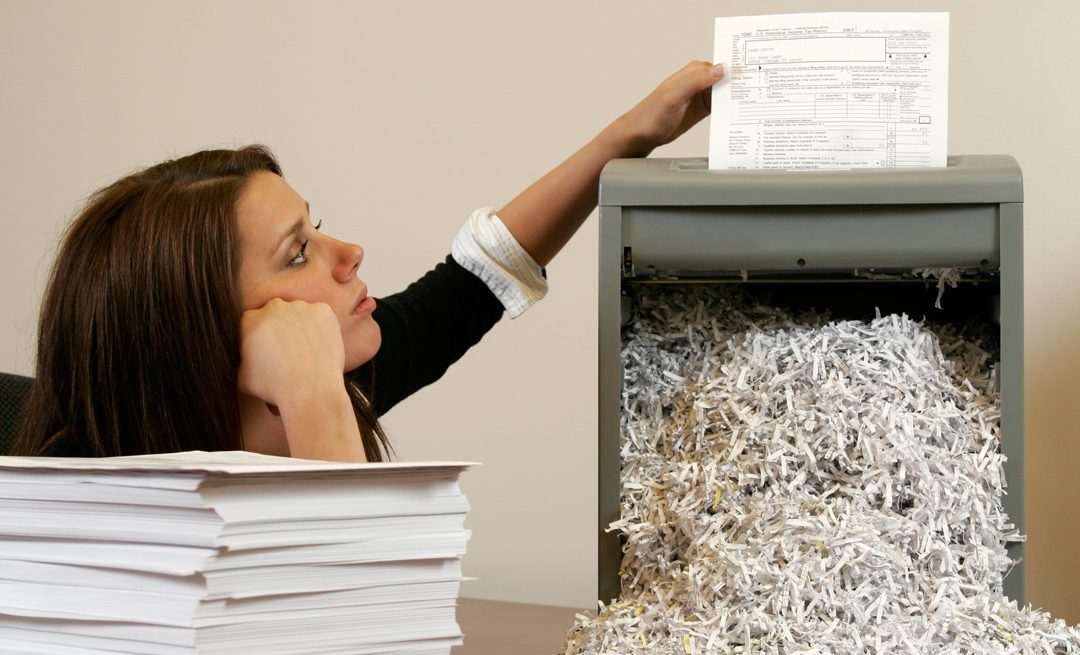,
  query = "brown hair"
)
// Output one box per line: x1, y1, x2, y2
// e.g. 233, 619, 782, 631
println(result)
12, 146, 388, 460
